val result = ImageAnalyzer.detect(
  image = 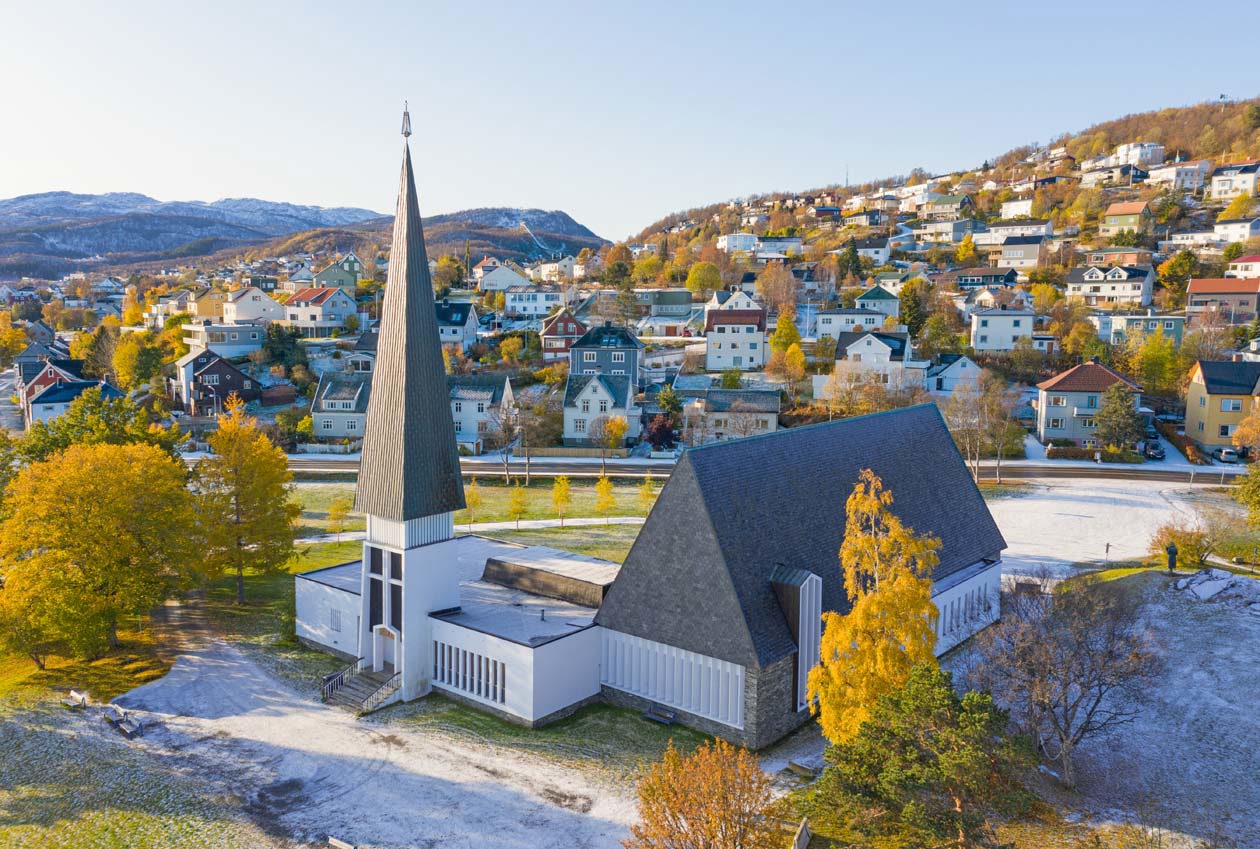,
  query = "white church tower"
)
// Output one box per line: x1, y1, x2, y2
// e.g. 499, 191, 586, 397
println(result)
353, 105, 467, 702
